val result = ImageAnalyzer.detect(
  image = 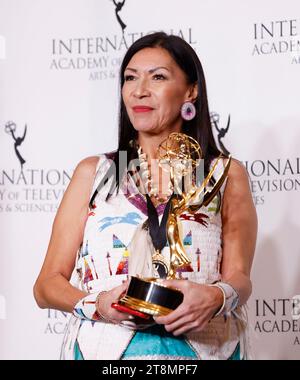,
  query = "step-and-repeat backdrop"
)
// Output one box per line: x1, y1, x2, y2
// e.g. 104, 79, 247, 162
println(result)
0, 0, 299, 359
